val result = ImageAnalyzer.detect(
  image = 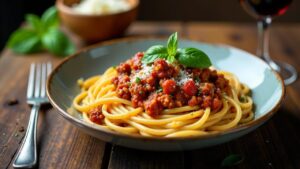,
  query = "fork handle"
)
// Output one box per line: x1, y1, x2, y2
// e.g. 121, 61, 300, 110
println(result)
13, 104, 40, 168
